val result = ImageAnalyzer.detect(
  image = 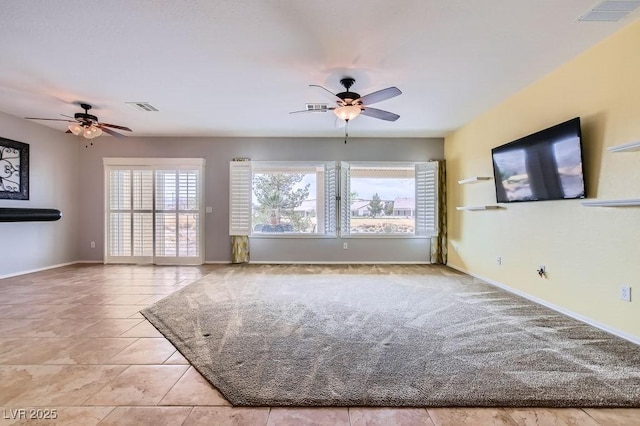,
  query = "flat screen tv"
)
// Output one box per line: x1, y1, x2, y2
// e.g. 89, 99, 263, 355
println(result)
491, 117, 585, 203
